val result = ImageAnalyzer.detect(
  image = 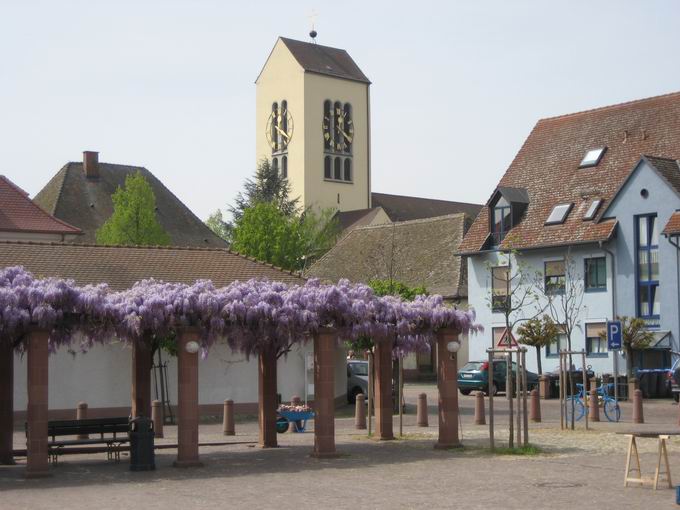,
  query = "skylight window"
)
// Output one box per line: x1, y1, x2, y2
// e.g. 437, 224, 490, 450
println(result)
545, 203, 573, 225
583, 199, 602, 221
579, 147, 606, 168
